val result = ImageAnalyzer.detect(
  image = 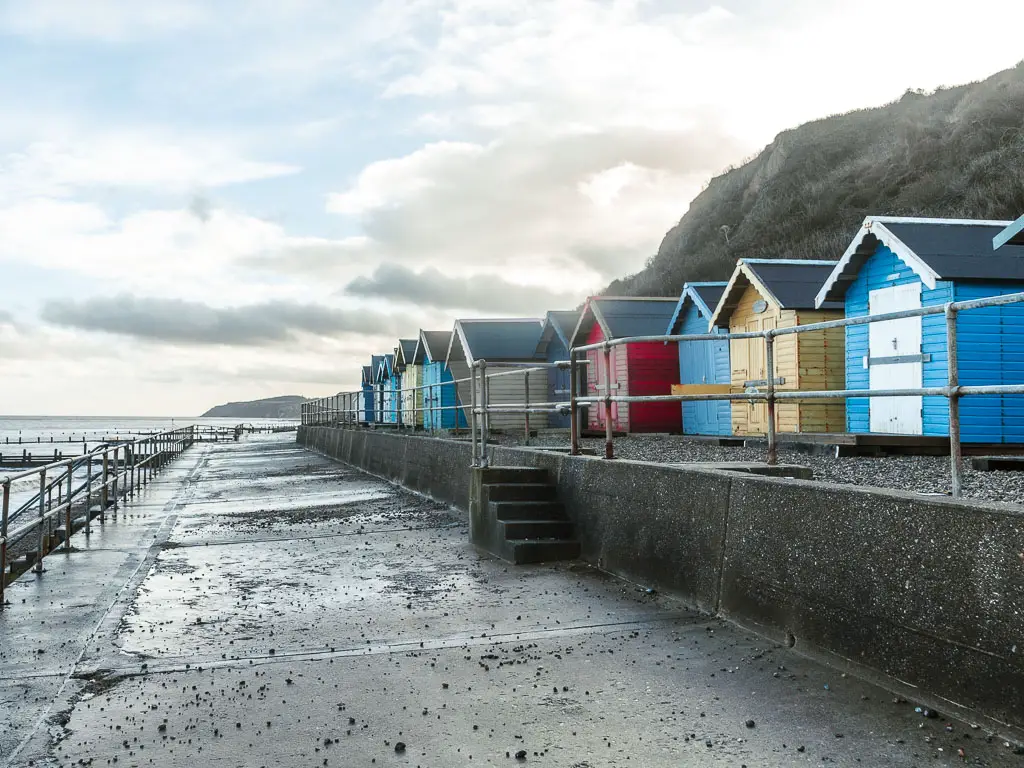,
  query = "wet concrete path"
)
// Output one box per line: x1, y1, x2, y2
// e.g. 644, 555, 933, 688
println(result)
1, 435, 1019, 766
